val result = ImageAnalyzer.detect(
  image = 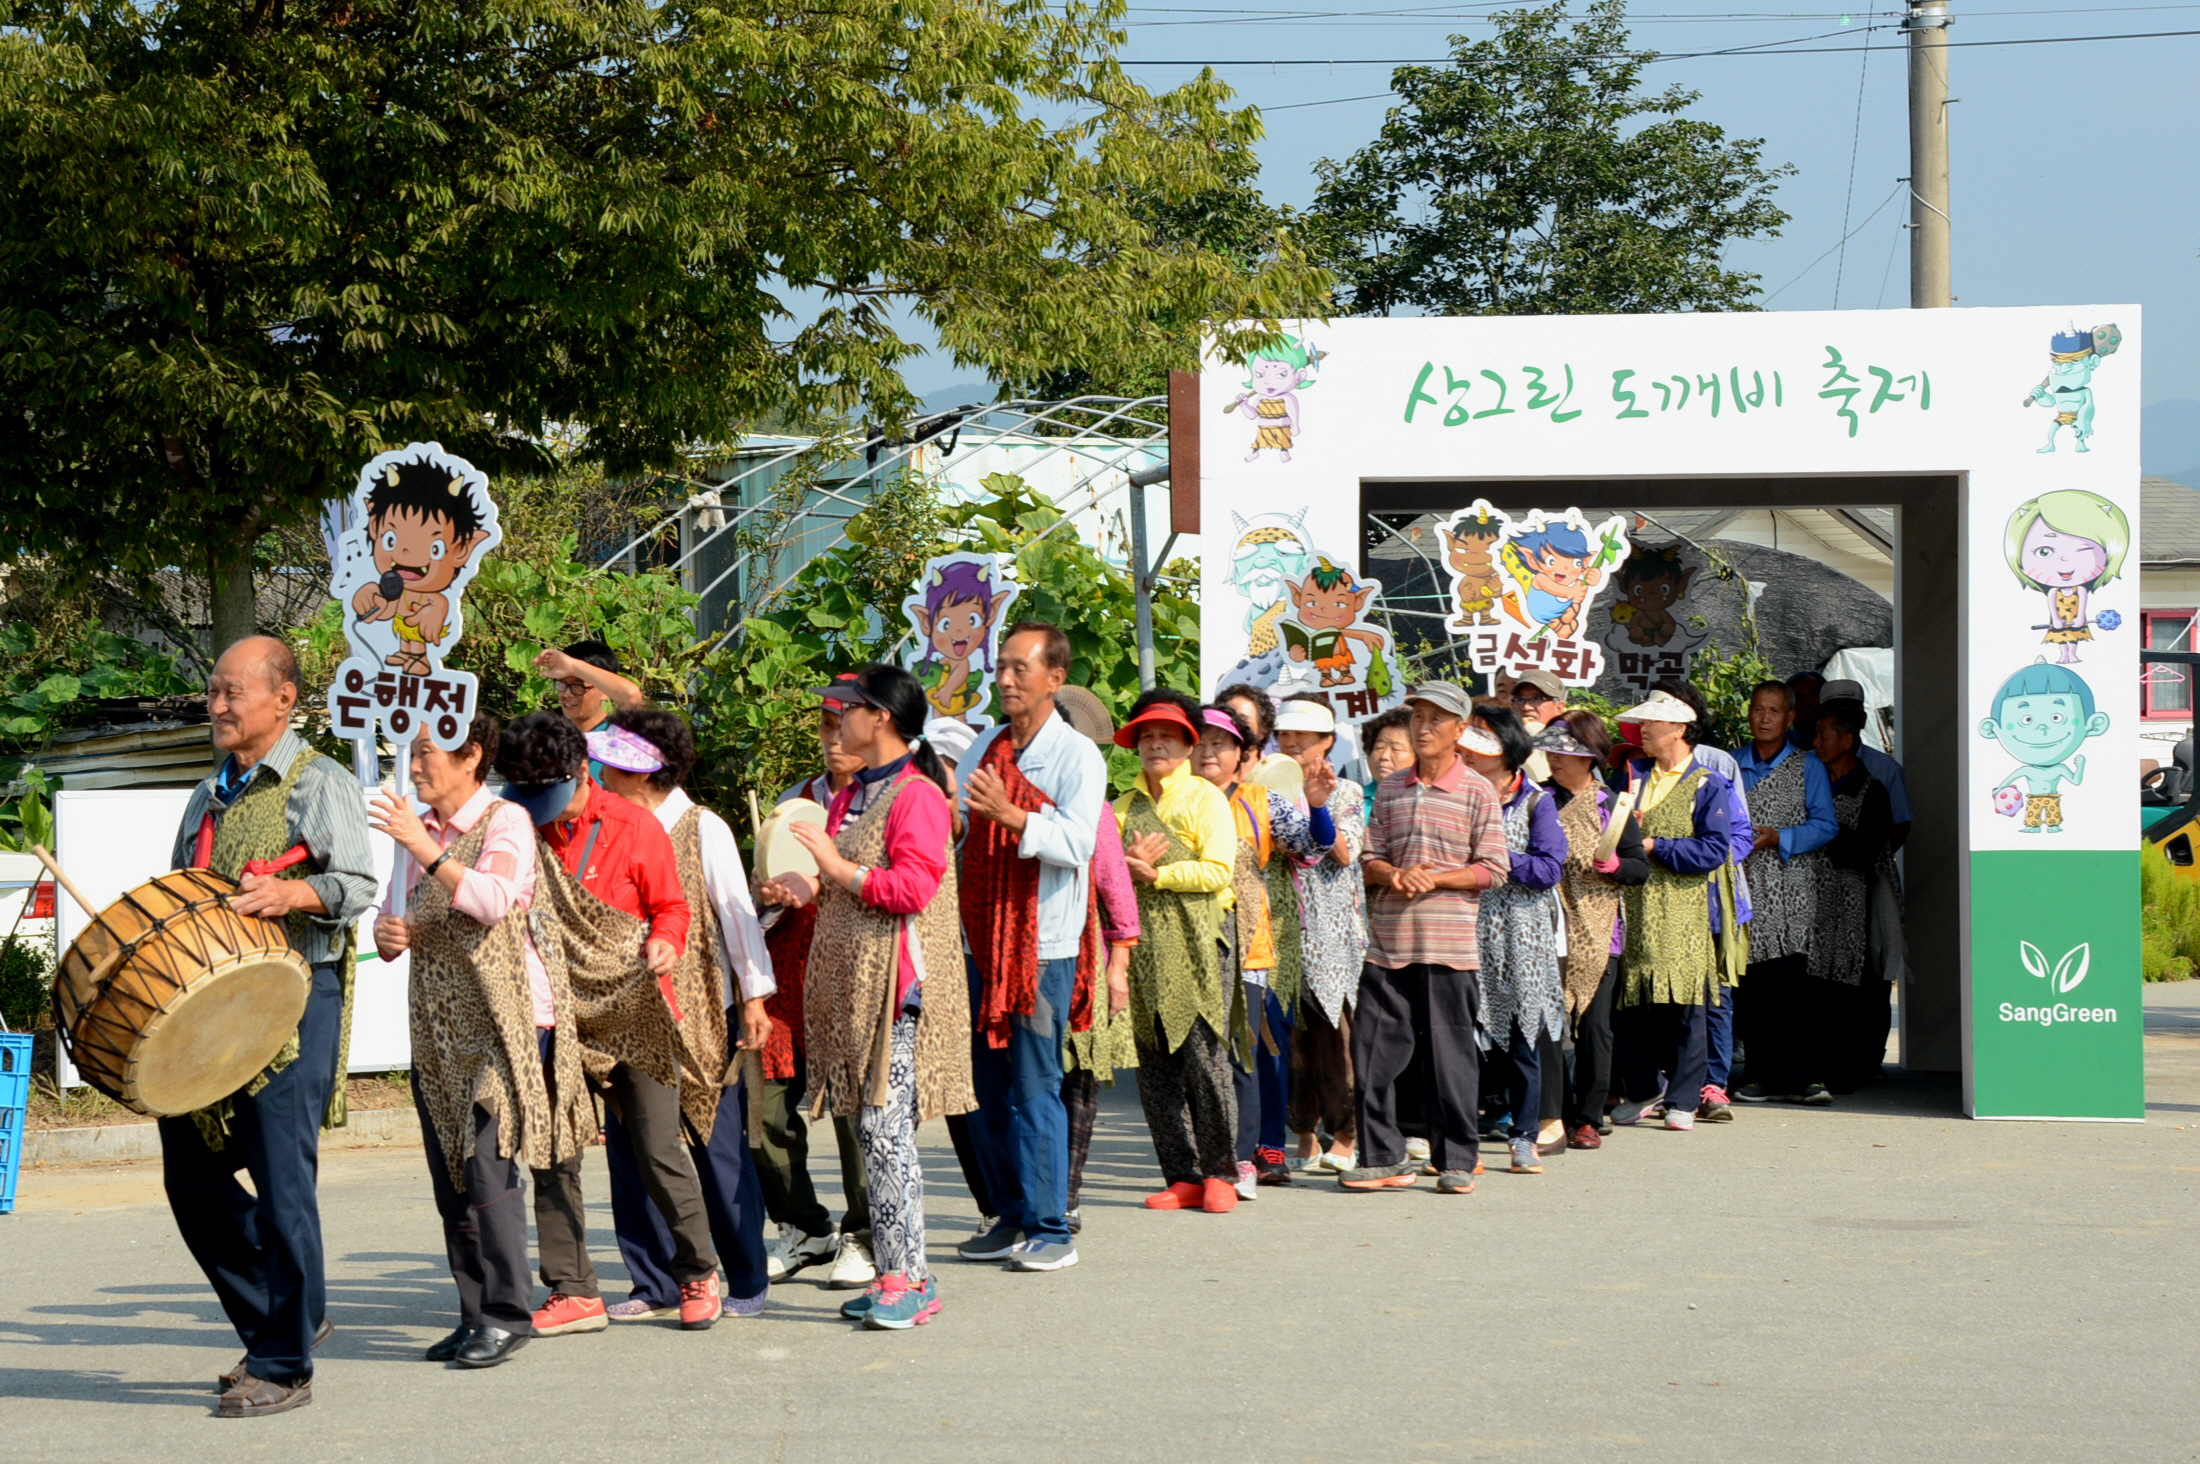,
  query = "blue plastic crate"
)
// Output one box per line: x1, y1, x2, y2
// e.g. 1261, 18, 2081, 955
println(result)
0, 1031, 31, 1215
